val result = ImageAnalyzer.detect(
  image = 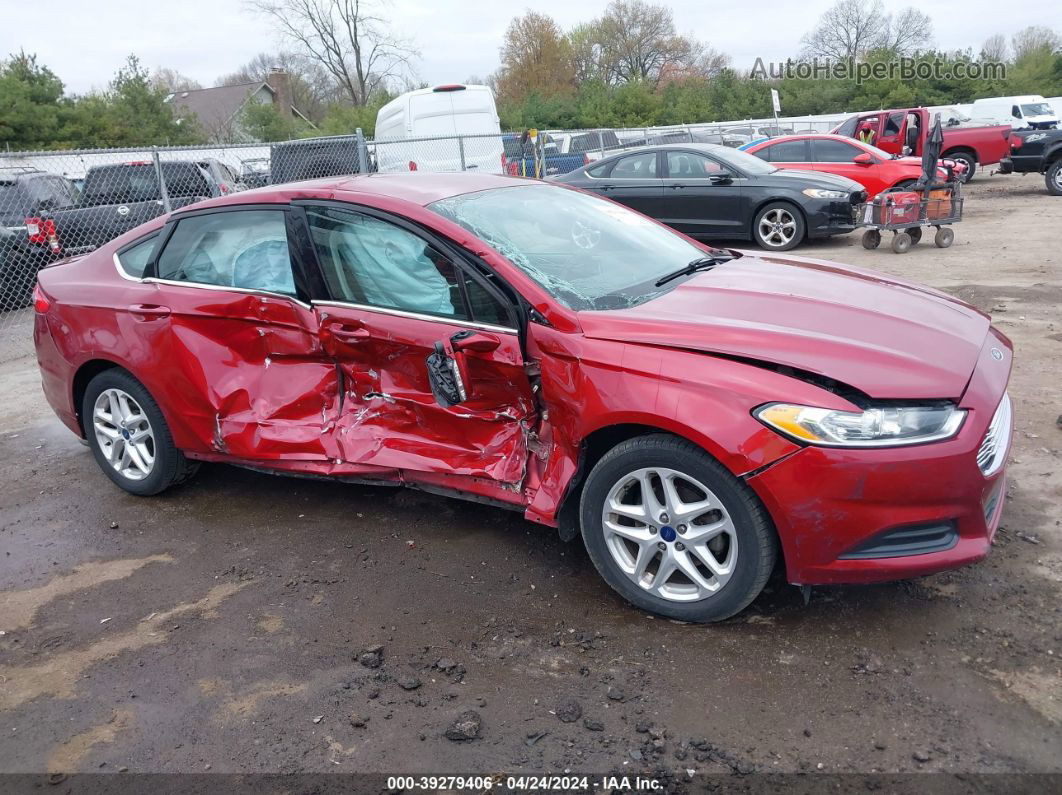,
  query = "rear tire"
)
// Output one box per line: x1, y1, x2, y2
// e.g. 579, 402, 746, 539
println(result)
1046, 159, 1062, 196
891, 231, 912, 254
82, 369, 199, 496
934, 226, 955, 248
579, 434, 777, 622
861, 229, 881, 249
907, 226, 922, 245
947, 151, 976, 183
